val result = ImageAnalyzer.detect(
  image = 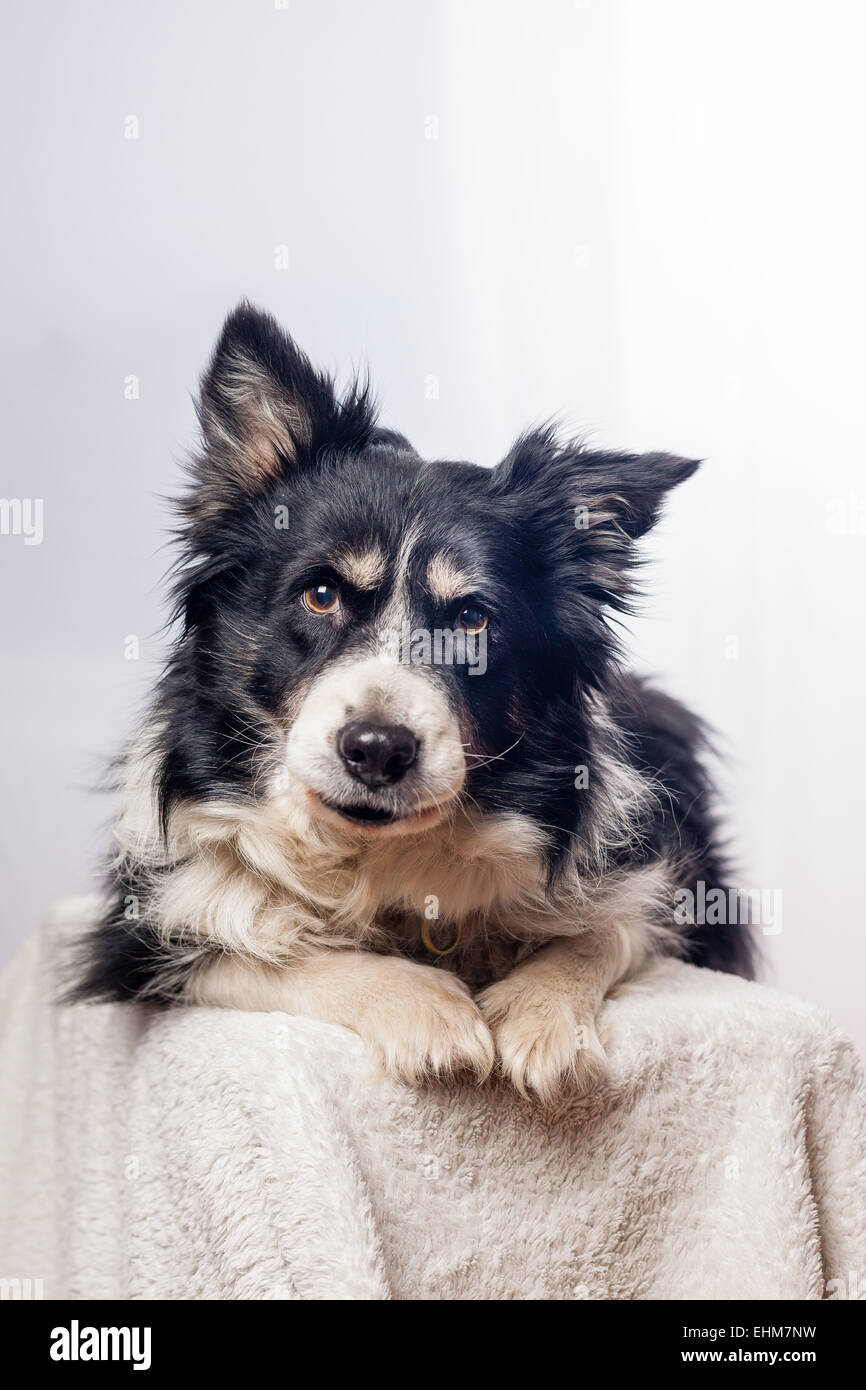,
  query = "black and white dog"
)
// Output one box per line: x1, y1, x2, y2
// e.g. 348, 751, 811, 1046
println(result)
73, 303, 752, 1102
